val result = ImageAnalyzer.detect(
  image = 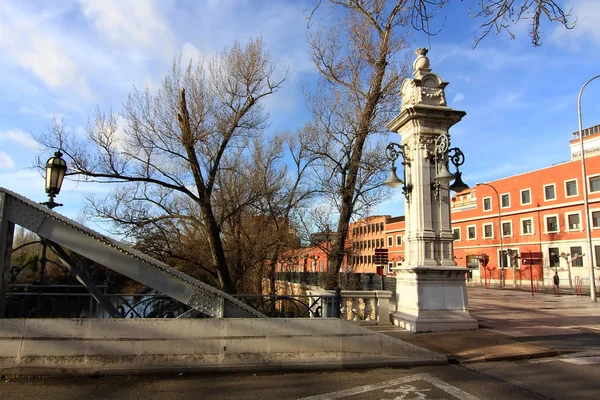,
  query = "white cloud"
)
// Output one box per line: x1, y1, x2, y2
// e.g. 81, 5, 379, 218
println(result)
0, 4, 92, 100
181, 43, 204, 66
453, 93, 465, 102
551, 0, 600, 47
80, 0, 174, 57
0, 129, 41, 151
0, 152, 15, 169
